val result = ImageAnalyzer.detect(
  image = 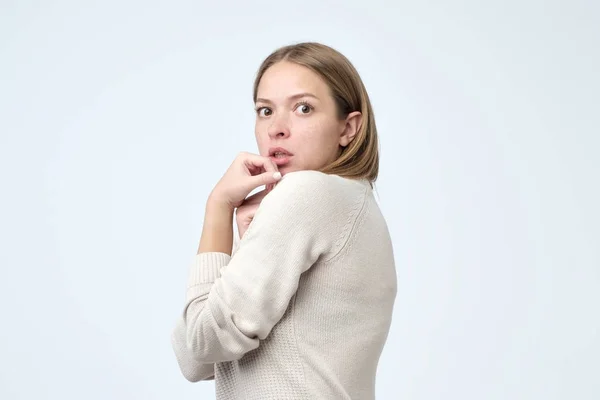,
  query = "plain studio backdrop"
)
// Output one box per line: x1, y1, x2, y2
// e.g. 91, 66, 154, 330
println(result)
1, 1, 598, 399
